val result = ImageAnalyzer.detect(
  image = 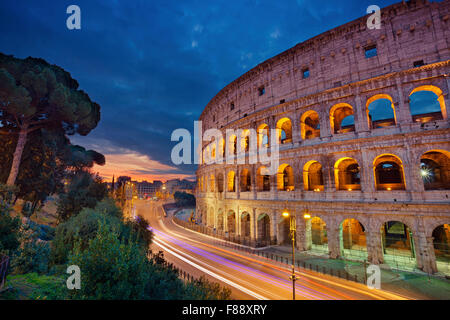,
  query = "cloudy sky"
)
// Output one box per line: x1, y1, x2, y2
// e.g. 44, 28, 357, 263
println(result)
0, 0, 406, 182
